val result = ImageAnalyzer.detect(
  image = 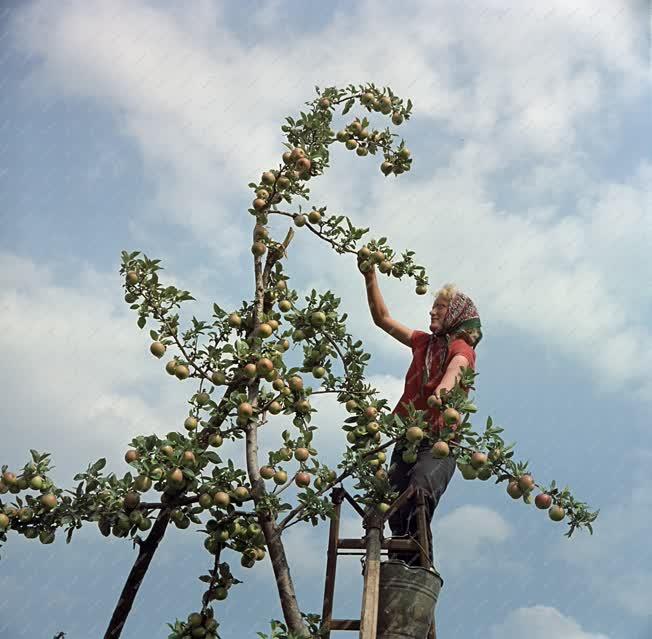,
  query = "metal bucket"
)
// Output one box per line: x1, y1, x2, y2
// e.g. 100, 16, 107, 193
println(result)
377, 560, 443, 639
